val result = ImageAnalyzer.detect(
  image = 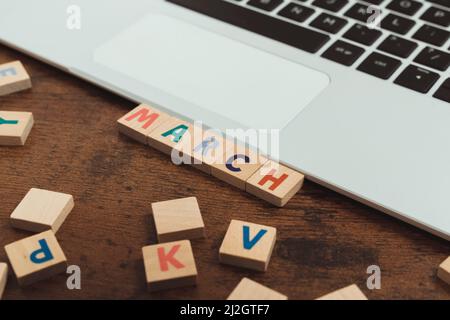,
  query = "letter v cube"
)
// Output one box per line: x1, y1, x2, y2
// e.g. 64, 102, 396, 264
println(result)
142, 240, 197, 292
117, 104, 171, 144
4, 230, 68, 286
219, 220, 276, 272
